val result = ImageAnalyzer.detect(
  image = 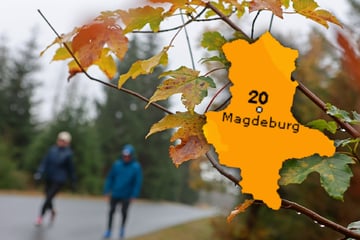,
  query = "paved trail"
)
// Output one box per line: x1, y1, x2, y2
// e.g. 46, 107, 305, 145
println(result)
0, 194, 218, 240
